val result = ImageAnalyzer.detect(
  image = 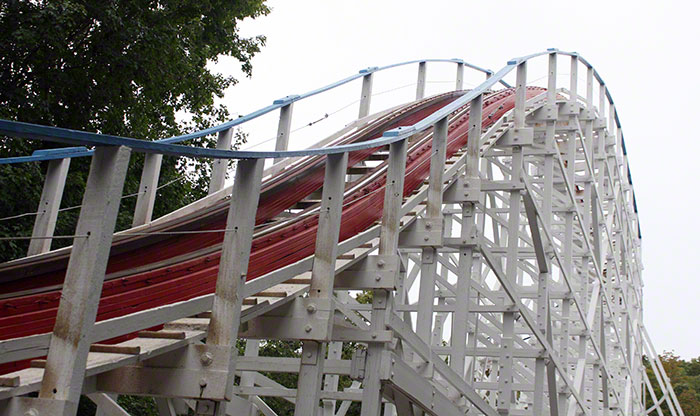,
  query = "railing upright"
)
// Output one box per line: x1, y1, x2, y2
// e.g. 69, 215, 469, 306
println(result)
294, 152, 348, 416
200, 157, 264, 413
455, 61, 464, 91
358, 71, 374, 119
360, 138, 408, 416
133, 153, 163, 226
416, 61, 427, 100
37, 146, 131, 415
208, 128, 234, 194
28, 157, 71, 255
